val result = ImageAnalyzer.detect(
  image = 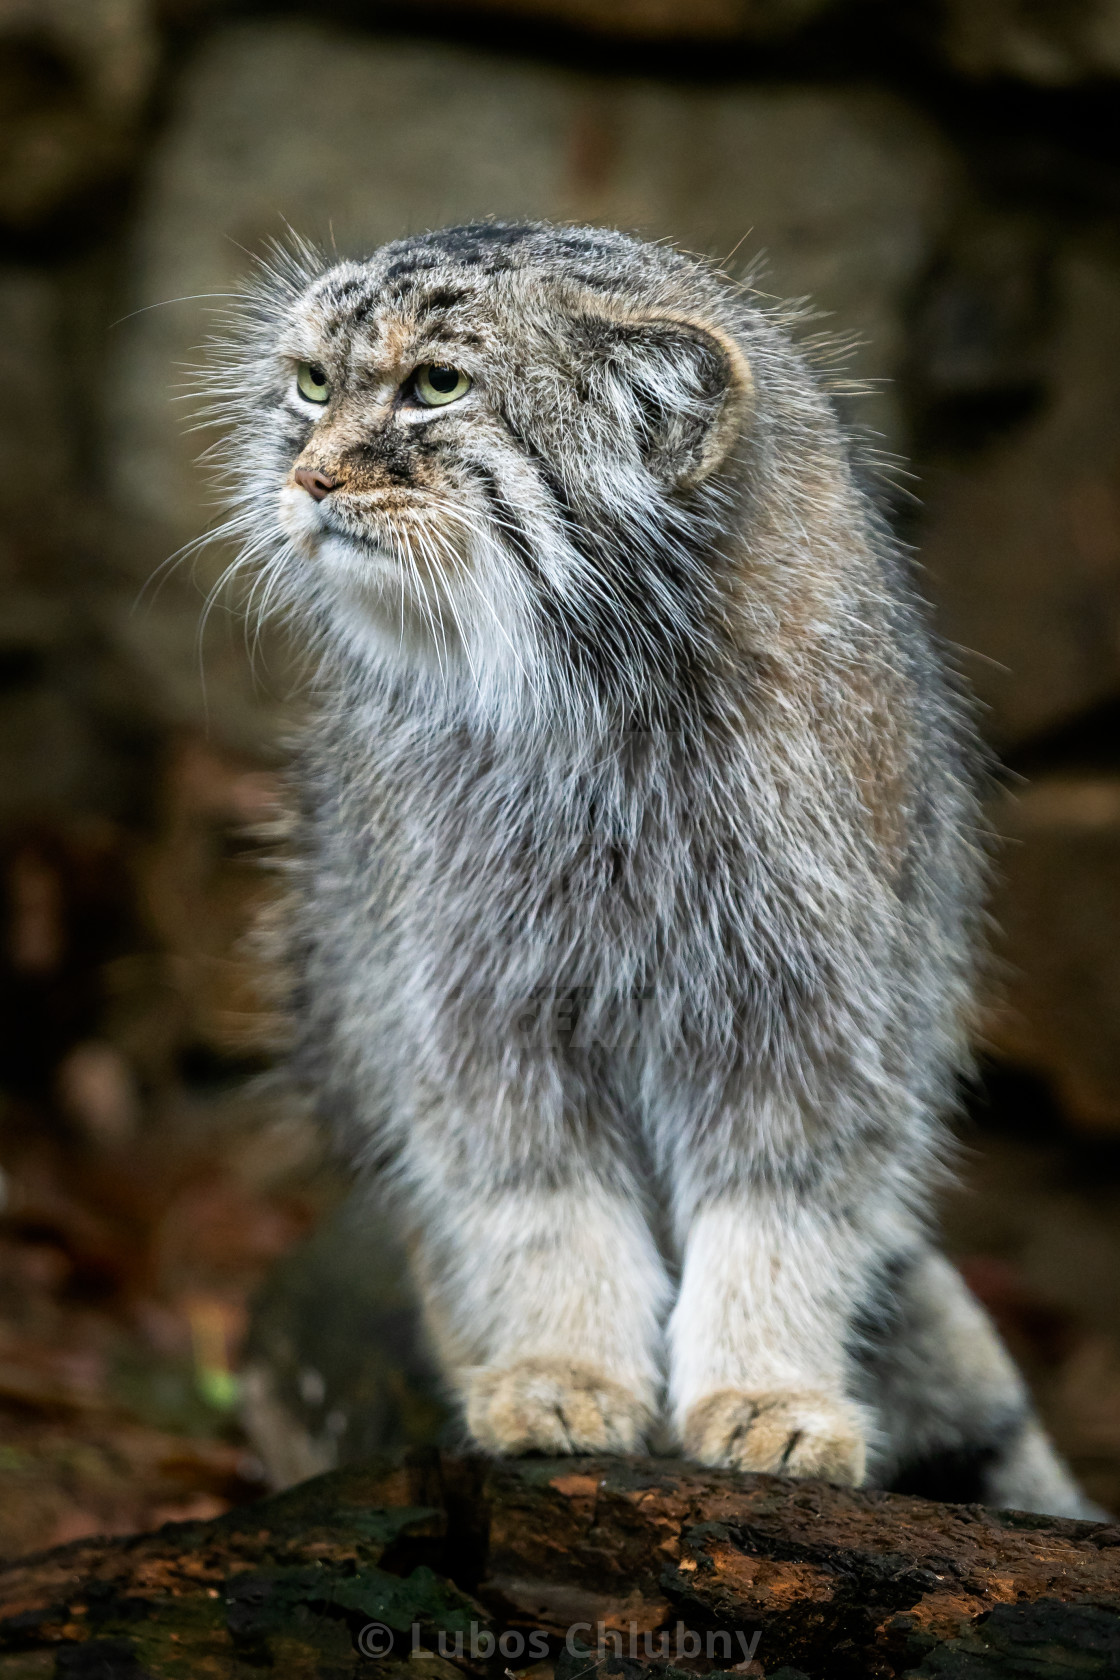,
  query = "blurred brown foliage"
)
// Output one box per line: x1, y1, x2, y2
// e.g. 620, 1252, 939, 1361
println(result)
0, 735, 332, 1556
